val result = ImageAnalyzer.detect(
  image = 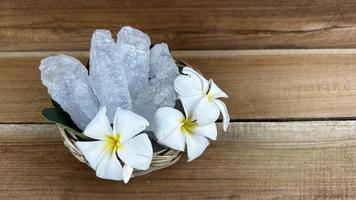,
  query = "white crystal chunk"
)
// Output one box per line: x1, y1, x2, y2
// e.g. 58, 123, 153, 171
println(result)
39, 54, 99, 129
116, 26, 151, 101
132, 43, 179, 127
90, 29, 132, 121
